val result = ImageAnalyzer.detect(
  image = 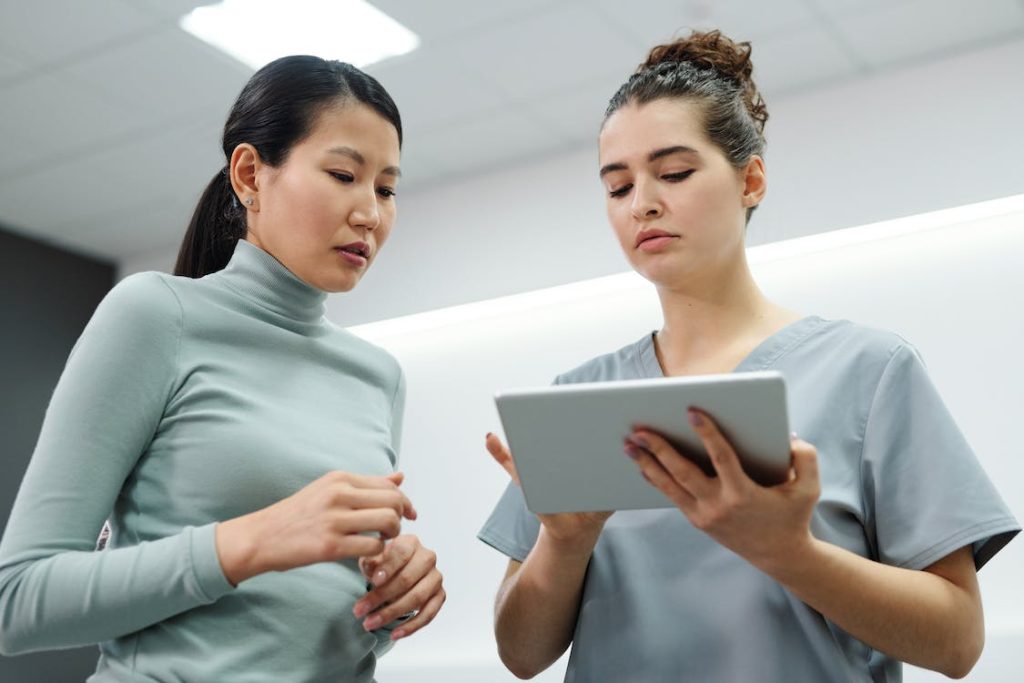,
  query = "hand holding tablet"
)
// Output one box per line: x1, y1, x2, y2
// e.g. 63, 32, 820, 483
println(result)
493, 371, 792, 514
